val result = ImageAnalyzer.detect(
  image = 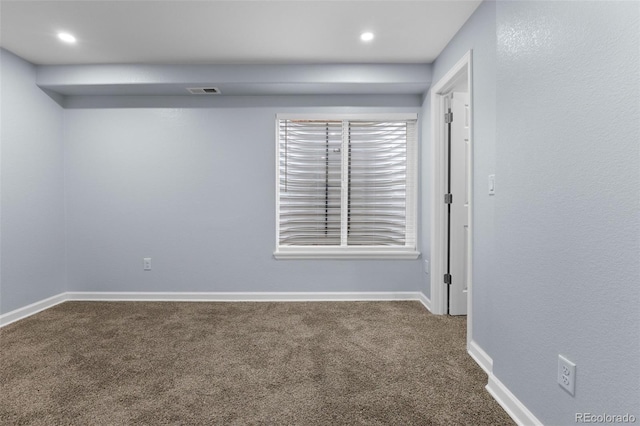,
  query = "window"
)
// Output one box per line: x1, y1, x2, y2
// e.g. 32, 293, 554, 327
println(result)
275, 114, 419, 259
